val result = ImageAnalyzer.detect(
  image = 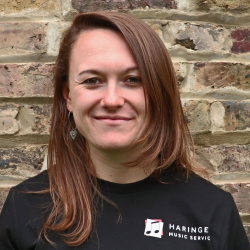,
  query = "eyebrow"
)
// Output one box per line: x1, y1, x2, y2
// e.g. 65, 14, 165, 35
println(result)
77, 66, 140, 77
